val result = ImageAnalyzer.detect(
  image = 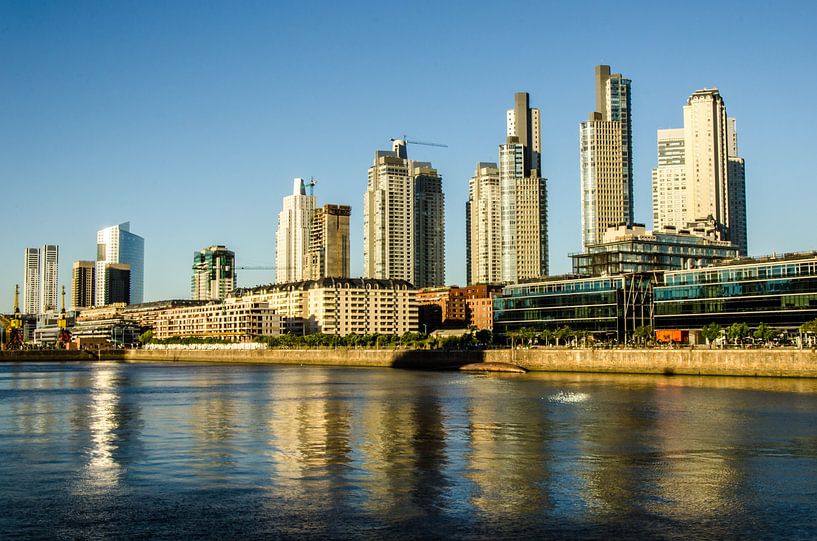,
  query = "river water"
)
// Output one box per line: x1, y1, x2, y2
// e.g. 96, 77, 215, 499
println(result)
1, 362, 816, 539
